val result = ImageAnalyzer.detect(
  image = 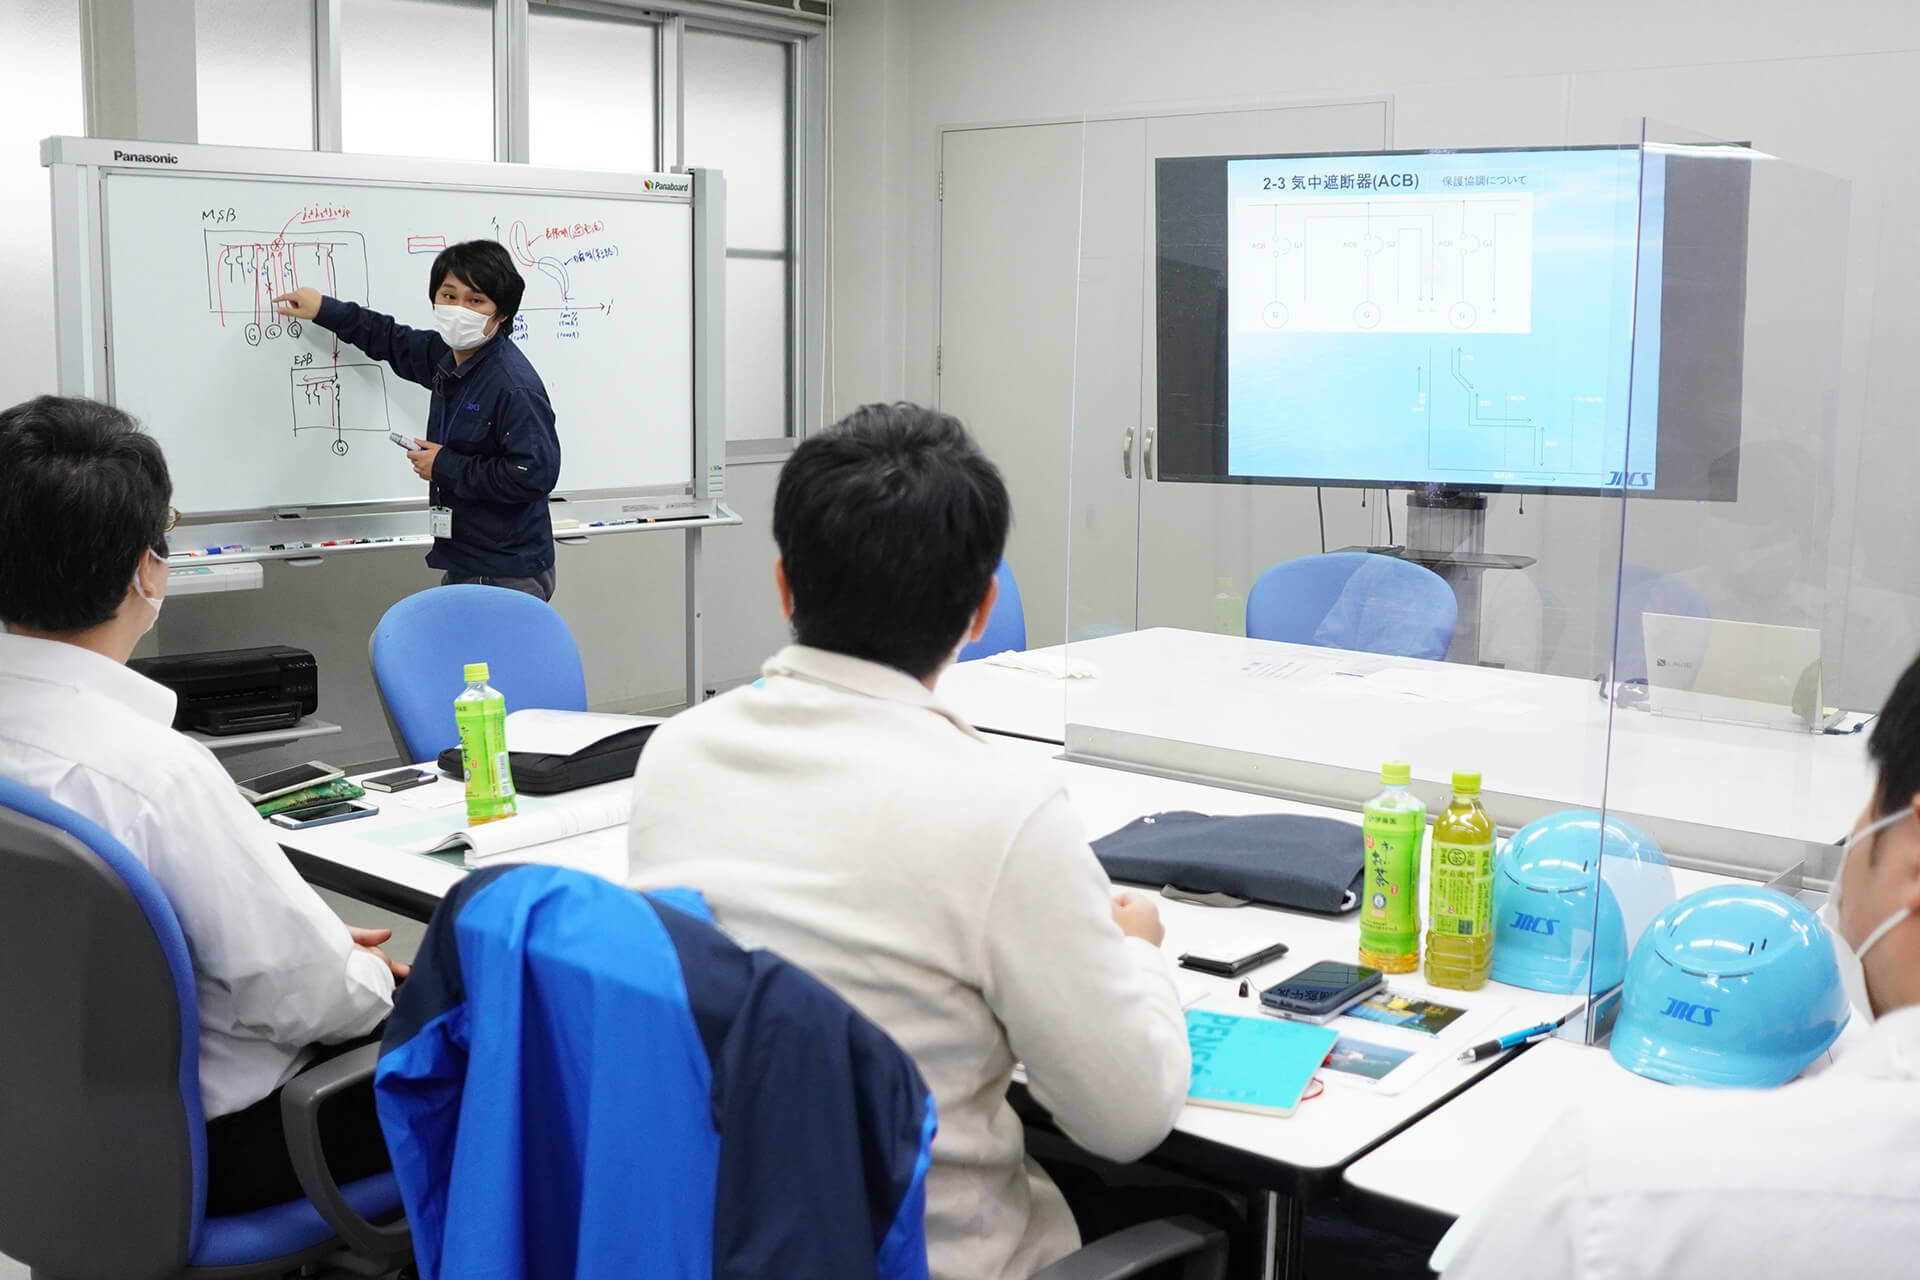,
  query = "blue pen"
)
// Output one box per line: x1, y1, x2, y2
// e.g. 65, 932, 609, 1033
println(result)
203, 546, 223, 555
1458, 1008, 1583, 1063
